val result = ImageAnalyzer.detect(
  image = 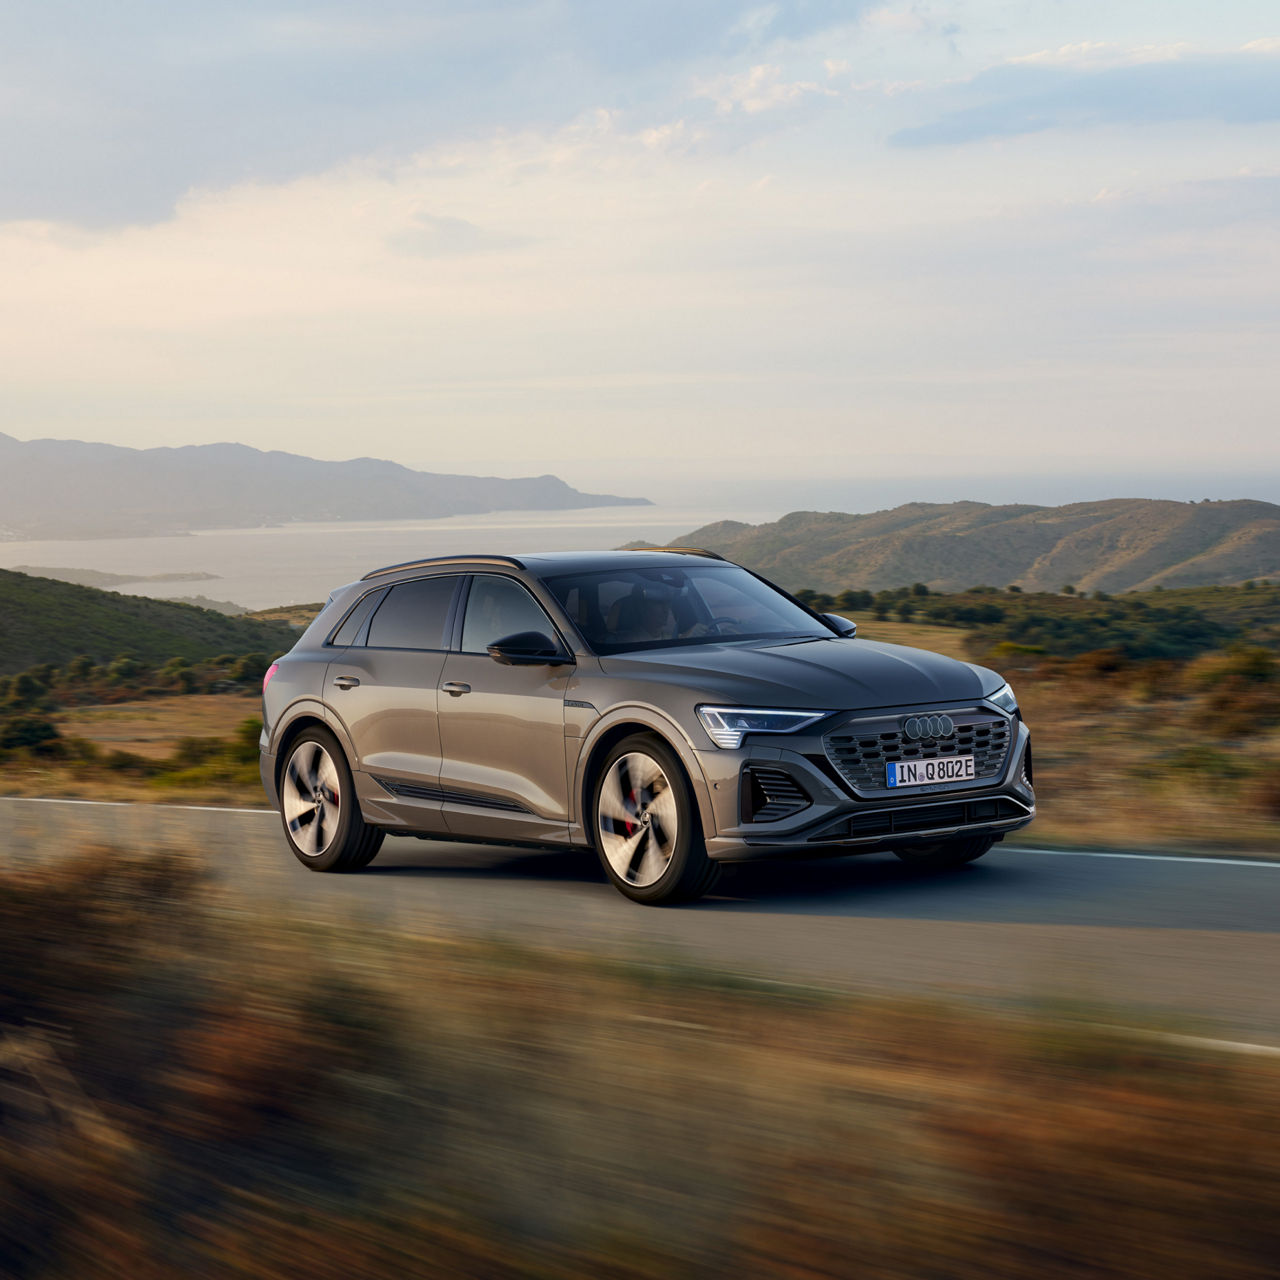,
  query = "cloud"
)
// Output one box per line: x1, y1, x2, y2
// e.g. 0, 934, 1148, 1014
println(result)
0, 0, 866, 227
891, 44, 1280, 146
386, 212, 529, 259
694, 64, 835, 113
